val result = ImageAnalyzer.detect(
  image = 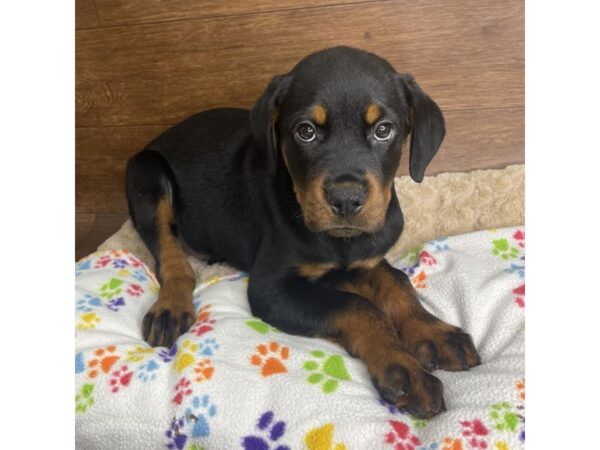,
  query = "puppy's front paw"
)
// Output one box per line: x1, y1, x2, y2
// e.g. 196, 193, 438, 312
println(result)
142, 280, 195, 348
371, 353, 446, 419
